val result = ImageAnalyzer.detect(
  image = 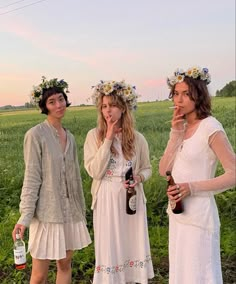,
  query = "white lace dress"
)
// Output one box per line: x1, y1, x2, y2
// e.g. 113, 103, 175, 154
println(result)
93, 136, 154, 284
